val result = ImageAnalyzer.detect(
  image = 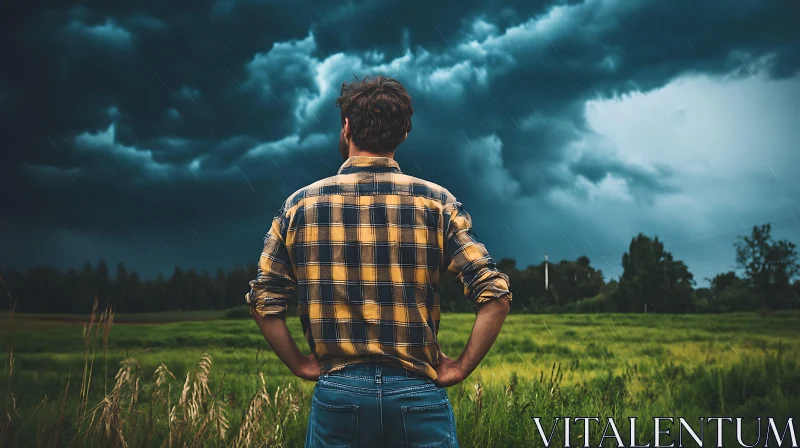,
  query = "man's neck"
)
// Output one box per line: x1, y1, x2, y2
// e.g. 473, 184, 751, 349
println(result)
348, 148, 394, 159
